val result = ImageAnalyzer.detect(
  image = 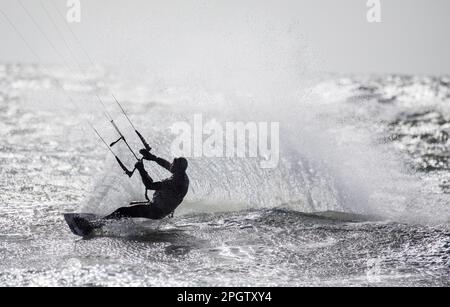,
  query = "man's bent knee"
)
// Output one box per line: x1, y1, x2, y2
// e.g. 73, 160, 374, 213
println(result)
105, 204, 166, 220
